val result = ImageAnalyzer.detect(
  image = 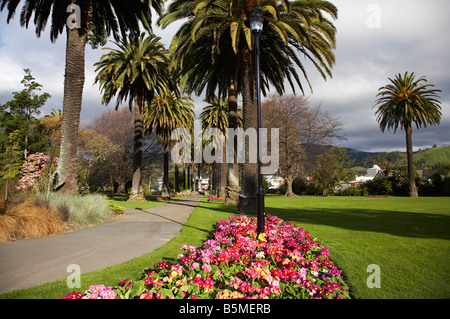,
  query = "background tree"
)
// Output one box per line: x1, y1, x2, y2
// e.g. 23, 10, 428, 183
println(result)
40, 108, 63, 154
95, 32, 176, 202
0, 69, 50, 160
78, 129, 121, 192
145, 94, 195, 197
262, 94, 344, 196
1, 0, 164, 195
1, 132, 22, 205
78, 107, 163, 195
313, 146, 353, 196
262, 95, 304, 196
374, 72, 442, 197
